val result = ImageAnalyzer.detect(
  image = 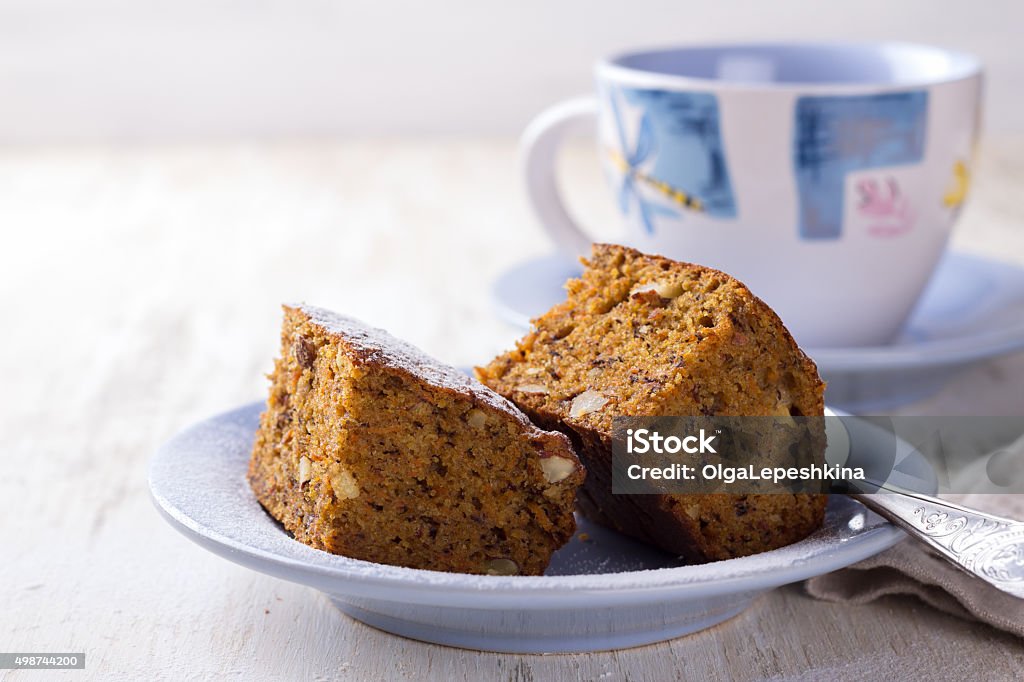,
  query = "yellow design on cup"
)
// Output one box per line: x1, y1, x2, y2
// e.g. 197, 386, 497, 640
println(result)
943, 160, 970, 208
606, 148, 704, 212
